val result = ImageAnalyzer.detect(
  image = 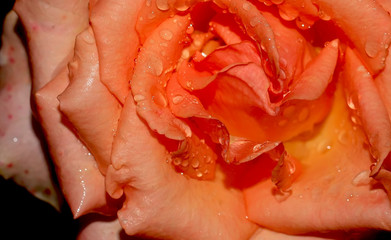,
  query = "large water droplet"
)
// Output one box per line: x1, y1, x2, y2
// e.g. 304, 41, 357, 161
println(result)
133, 94, 145, 102
347, 95, 357, 110
156, 0, 169, 11
172, 95, 184, 104
181, 160, 189, 167
351, 170, 371, 186
318, 10, 331, 21
337, 130, 349, 145
191, 159, 200, 169
147, 56, 163, 76
271, 0, 284, 4
365, 40, 379, 58
160, 29, 173, 41
173, 158, 182, 166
